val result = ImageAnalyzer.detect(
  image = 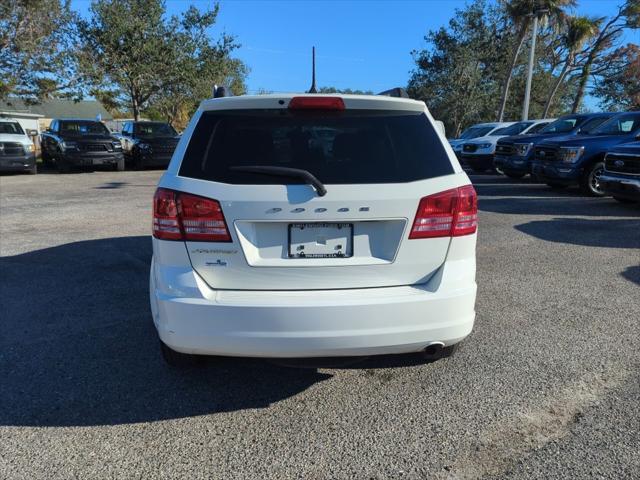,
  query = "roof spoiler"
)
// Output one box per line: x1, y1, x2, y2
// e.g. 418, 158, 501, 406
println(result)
377, 87, 410, 98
